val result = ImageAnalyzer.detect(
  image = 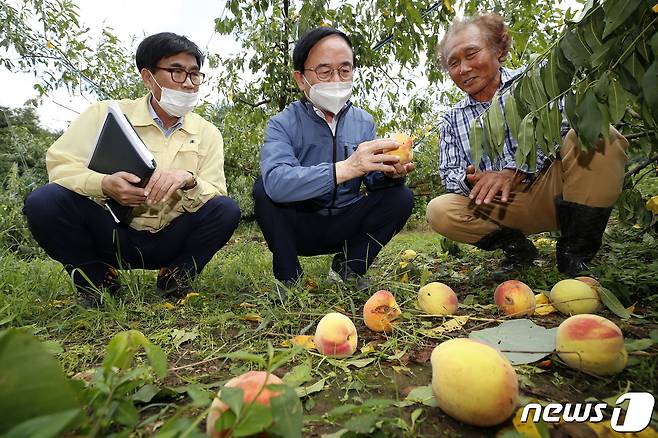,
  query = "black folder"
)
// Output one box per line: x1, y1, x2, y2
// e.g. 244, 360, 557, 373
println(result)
87, 102, 157, 224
